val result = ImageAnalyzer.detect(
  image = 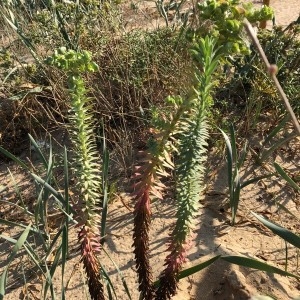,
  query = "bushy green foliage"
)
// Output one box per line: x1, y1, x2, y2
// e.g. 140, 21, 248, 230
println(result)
212, 22, 300, 133
190, 0, 273, 55
245, 25, 300, 115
